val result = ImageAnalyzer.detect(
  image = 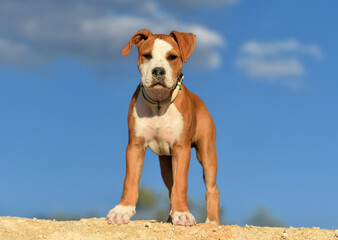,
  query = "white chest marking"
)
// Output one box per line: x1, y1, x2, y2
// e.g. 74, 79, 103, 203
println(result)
133, 94, 183, 156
